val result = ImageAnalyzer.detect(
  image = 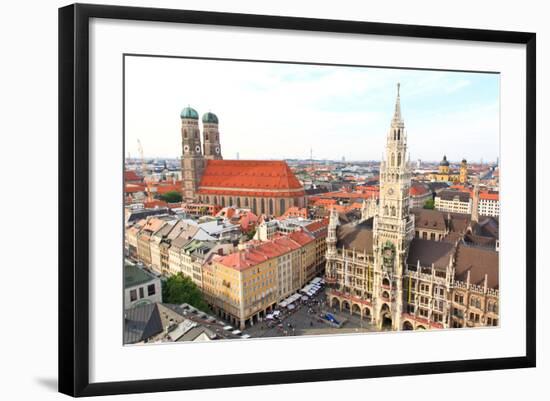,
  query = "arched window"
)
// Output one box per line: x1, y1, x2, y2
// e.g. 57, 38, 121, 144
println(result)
384, 205, 389, 215
221, 197, 225, 207
183, 130, 187, 139
397, 152, 401, 167
213, 196, 218, 205
244, 197, 249, 207
228, 197, 233, 206
280, 199, 285, 215
397, 129, 401, 141
237, 197, 241, 208
205, 133, 209, 141
391, 153, 395, 167
269, 199, 274, 215
391, 206, 396, 216
253, 198, 257, 213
